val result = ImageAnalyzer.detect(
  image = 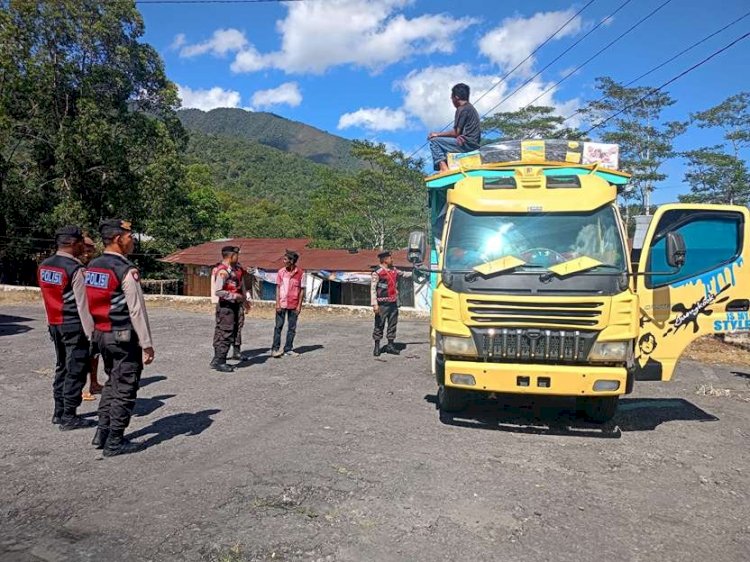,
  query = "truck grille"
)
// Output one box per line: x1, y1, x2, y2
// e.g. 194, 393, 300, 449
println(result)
472, 328, 597, 364
467, 299, 604, 328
